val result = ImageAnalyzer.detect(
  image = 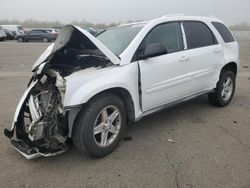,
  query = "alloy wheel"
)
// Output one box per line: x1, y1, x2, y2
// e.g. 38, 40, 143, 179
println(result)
221, 76, 233, 101
93, 105, 121, 147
